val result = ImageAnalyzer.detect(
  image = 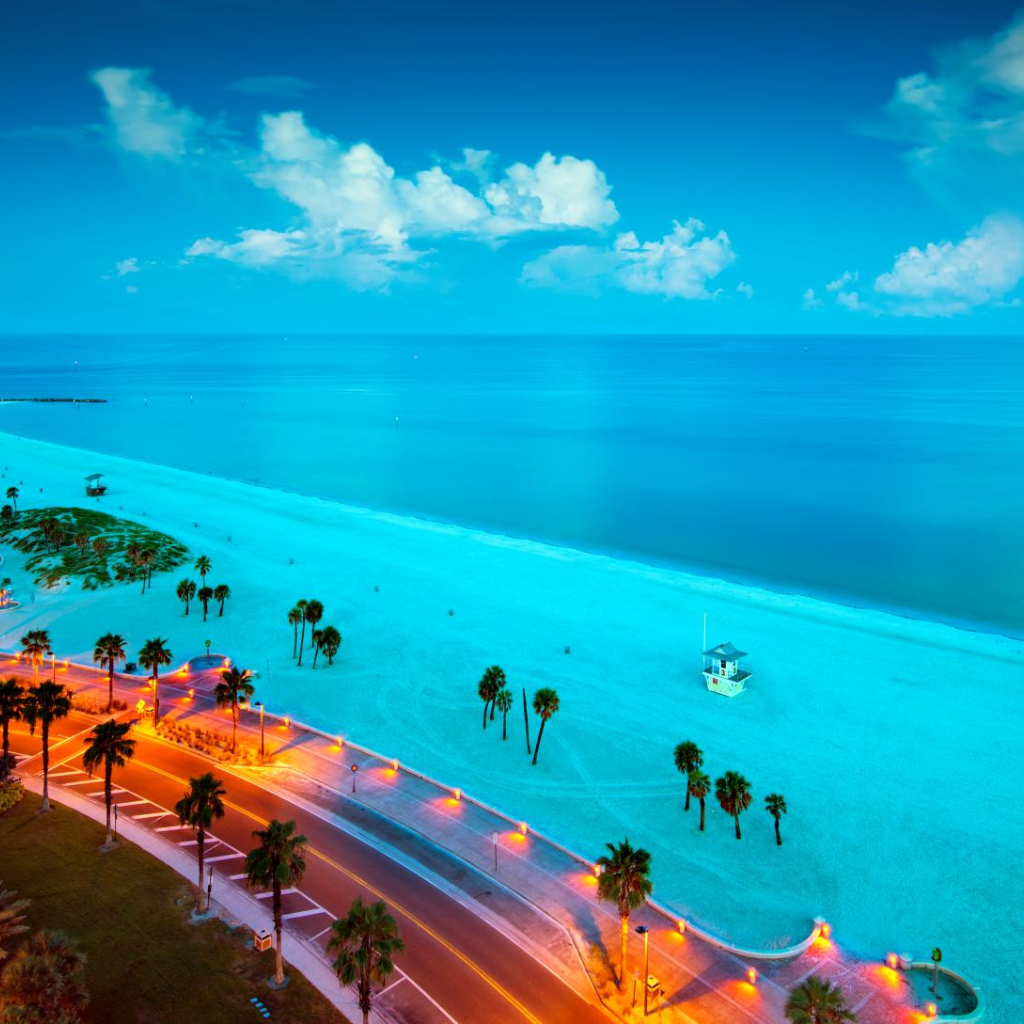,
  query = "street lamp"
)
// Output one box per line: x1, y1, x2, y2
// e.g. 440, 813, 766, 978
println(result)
205, 639, 211, 664
254, 701, 265, 760
51, 652, 56, 682
113, 803, 118, 842
492, 831, 498, 872
207, 864, 214, 910
351, 763, 359, 793
636, 925, 650, 1016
